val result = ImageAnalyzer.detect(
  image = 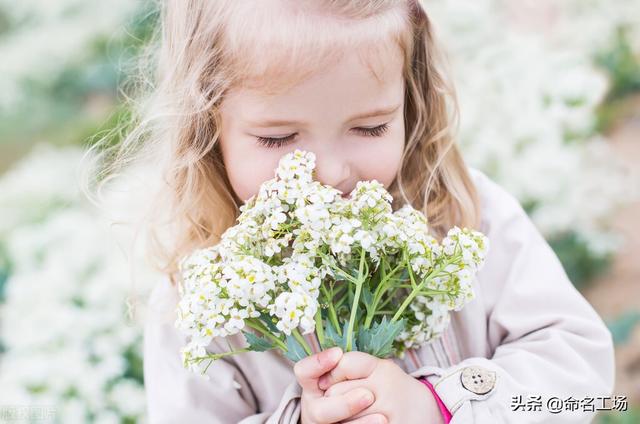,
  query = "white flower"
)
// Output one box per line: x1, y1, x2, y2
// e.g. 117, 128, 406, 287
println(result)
275, 150, 316, 182
0, 145, 152, 422
175, 148, 488, 366
441, 227, 489, 271
269, 291, 318, 335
